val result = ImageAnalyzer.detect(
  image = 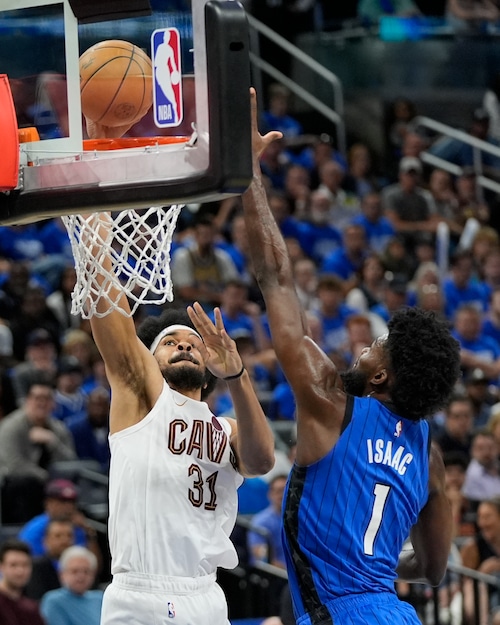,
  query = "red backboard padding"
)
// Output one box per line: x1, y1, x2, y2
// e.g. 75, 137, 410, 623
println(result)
0, 75, 19, 191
